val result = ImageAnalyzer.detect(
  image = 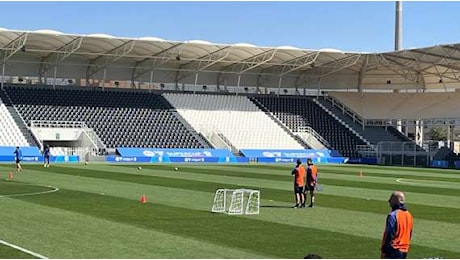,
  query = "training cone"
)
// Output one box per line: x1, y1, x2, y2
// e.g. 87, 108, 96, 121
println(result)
8, 172, 13, 180
140, 194, 147, 204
